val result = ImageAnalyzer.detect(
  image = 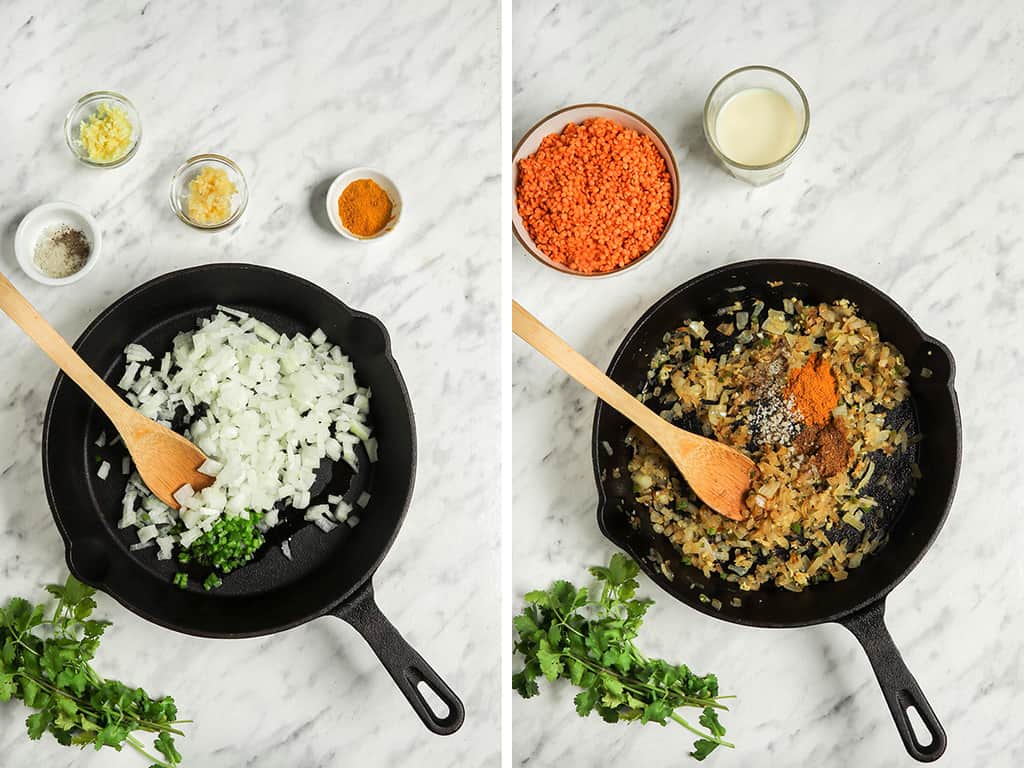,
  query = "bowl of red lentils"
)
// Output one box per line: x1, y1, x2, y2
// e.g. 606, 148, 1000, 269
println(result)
513, 104, 679, 277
